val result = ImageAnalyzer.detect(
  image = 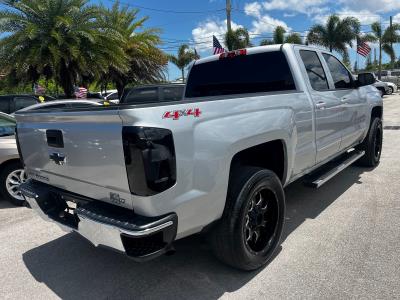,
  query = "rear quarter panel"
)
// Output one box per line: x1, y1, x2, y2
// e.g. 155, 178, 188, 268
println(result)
119, 88, 314, 238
